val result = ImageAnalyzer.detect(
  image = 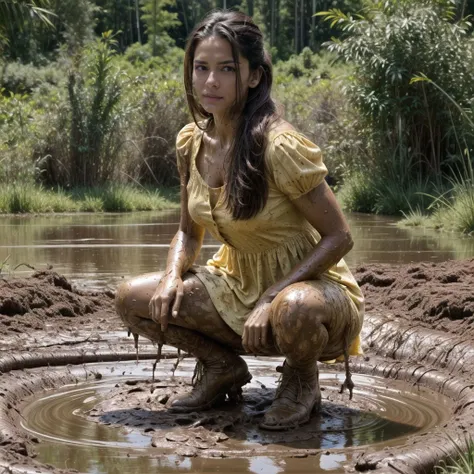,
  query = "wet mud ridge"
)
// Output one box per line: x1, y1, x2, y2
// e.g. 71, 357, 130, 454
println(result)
0, 262, 474, 474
